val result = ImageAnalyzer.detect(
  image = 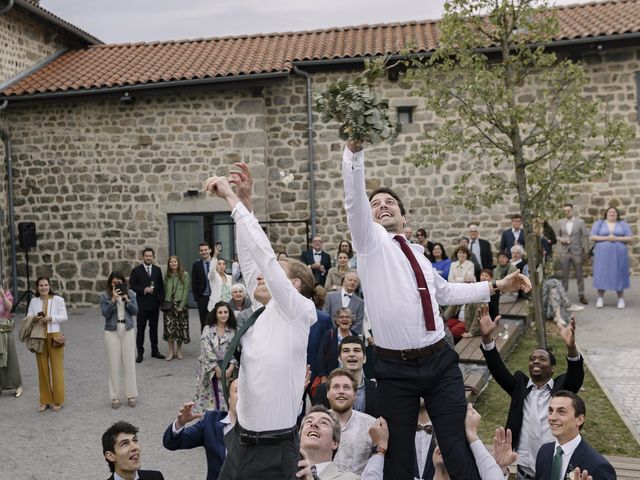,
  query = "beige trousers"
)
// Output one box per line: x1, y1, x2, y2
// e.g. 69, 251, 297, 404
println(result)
104, 323, 138, 400
36, 333, 64, 405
